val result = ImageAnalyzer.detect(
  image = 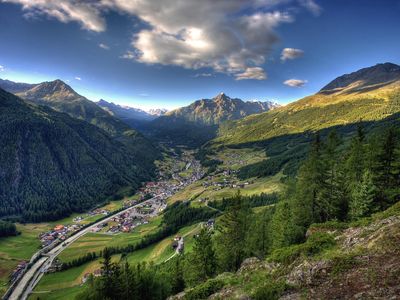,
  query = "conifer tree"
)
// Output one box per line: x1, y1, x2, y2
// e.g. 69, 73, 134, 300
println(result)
215, 191, 252, 271
349, 170, 376, 219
